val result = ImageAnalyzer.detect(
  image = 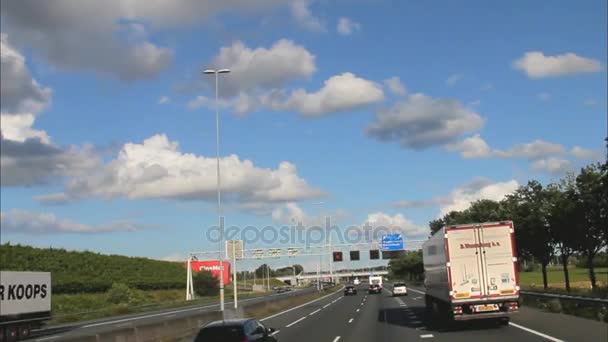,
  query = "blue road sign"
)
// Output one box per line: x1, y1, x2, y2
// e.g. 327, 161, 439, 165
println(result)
381, 234, 404, 251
